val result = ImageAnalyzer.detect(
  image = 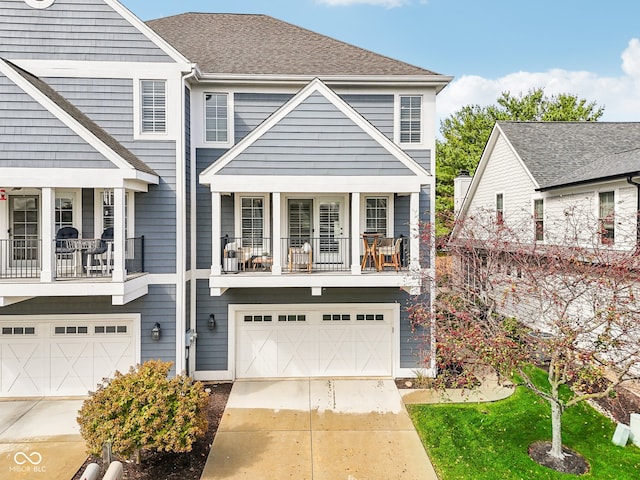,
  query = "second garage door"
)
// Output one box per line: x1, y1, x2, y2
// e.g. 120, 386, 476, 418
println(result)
236, 307, 393, 378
